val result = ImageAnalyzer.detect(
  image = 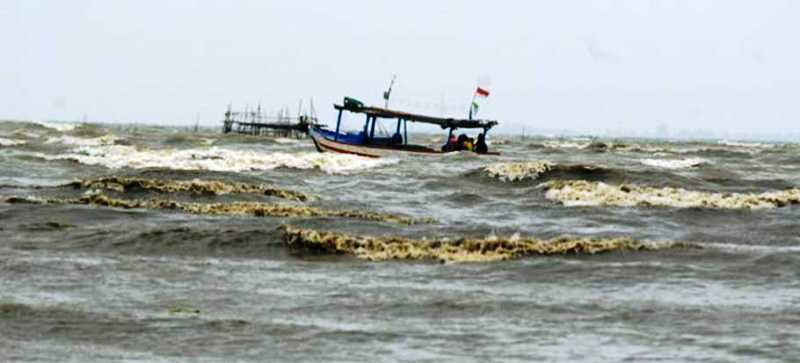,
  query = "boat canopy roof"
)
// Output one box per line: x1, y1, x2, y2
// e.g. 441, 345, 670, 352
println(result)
334, 102, 498, 130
